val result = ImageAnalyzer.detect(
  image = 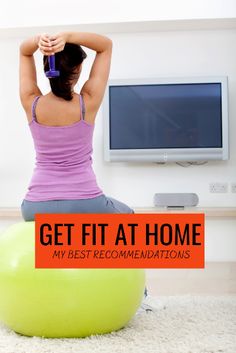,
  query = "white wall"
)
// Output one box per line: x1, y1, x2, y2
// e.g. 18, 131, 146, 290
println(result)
0, 0, 235, 29
0, 3, 235, 262
99, 29, 236, 208
0, 29, 236, 208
